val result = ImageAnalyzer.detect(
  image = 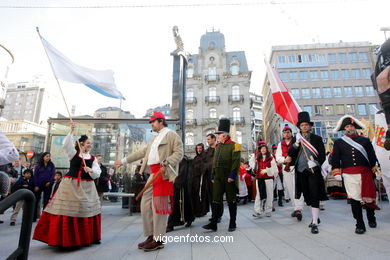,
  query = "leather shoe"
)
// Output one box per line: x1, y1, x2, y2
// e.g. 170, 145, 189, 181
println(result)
228, 226, 236, 232
185, 222, 192, 228
138, 236, 153, 249
308, 218, 321, 228
10, 222, 15, 226
143, 240, 164, 252
166, 226, 174, 233
355, 228, 366, 234
368, 221, 377, 228
208, 217, 221, 223
202, 223, 217, 231
311, 224, 319, 234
